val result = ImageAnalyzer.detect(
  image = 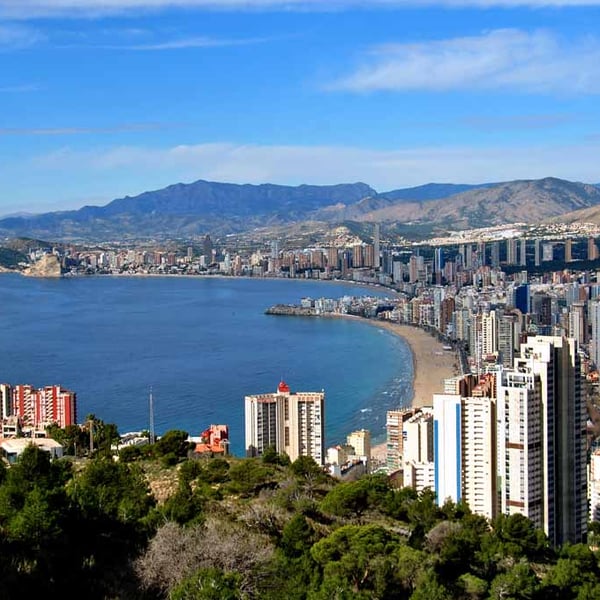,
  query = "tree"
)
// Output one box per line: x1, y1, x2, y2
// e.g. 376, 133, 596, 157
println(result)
542, 545, 600, 599
409, 569, 454, 600
279, 513, 316, 559
320, 475, 390, 522
227, 459, 274, 497
393, 544, 428, 596
310, 524, 401, 597
170, 567, 243, 600
488, 513, 548, 561
154, 430, 194, 463
69, 458, 154, 523
320, 479, 371, 521
489, 562, 539, 600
